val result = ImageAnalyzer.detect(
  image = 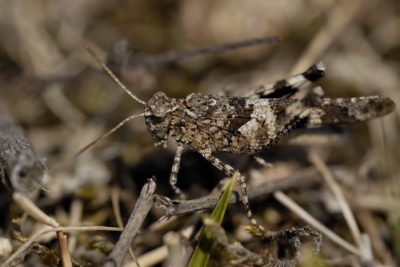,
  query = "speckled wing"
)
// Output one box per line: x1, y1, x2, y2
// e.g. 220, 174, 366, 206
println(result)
307, 96, 395, 125
190, 94, 395, 154
191, 96, 295, 154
